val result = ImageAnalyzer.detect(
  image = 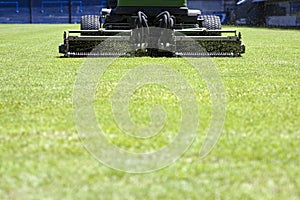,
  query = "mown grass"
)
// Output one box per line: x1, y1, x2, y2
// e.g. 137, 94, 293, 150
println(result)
0, 24, 299, 199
